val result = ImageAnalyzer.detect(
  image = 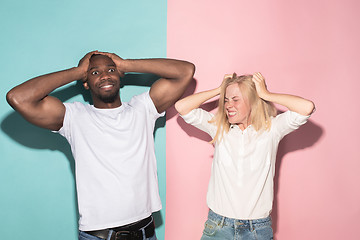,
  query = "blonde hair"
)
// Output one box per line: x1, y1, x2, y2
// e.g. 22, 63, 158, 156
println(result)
210, 73, 277, 144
